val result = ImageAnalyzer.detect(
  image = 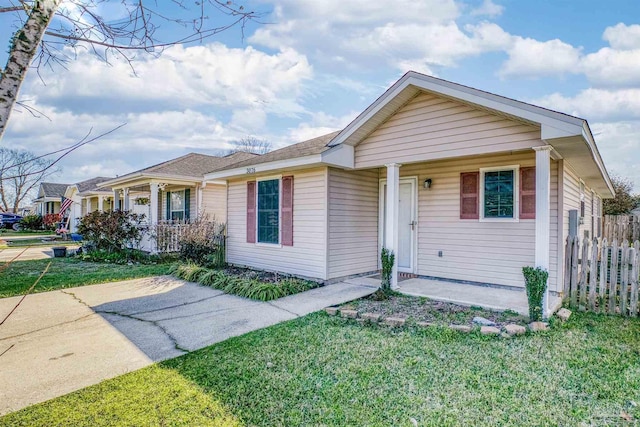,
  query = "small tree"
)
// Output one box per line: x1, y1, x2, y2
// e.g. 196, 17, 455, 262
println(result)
78, 210, 145, 253
380, 248, 395, 293
604, 176, 640, 215
0, 148, 58, 213
522, 266, 548, 321
226, 137, 272, 155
